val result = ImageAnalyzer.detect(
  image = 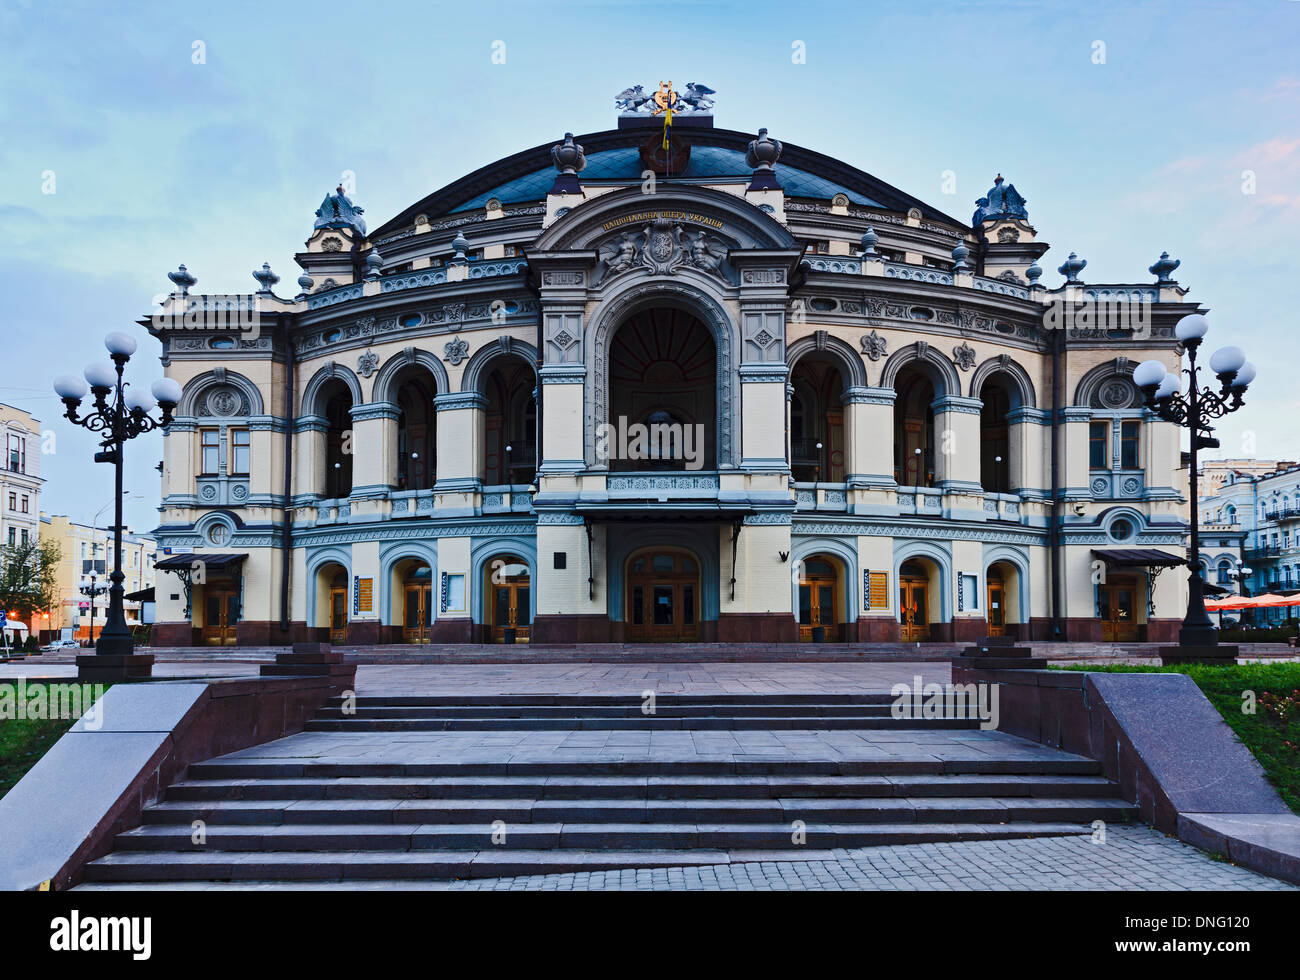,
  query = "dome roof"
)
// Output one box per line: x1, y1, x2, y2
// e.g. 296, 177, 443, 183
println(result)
372, 127, 963, 236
